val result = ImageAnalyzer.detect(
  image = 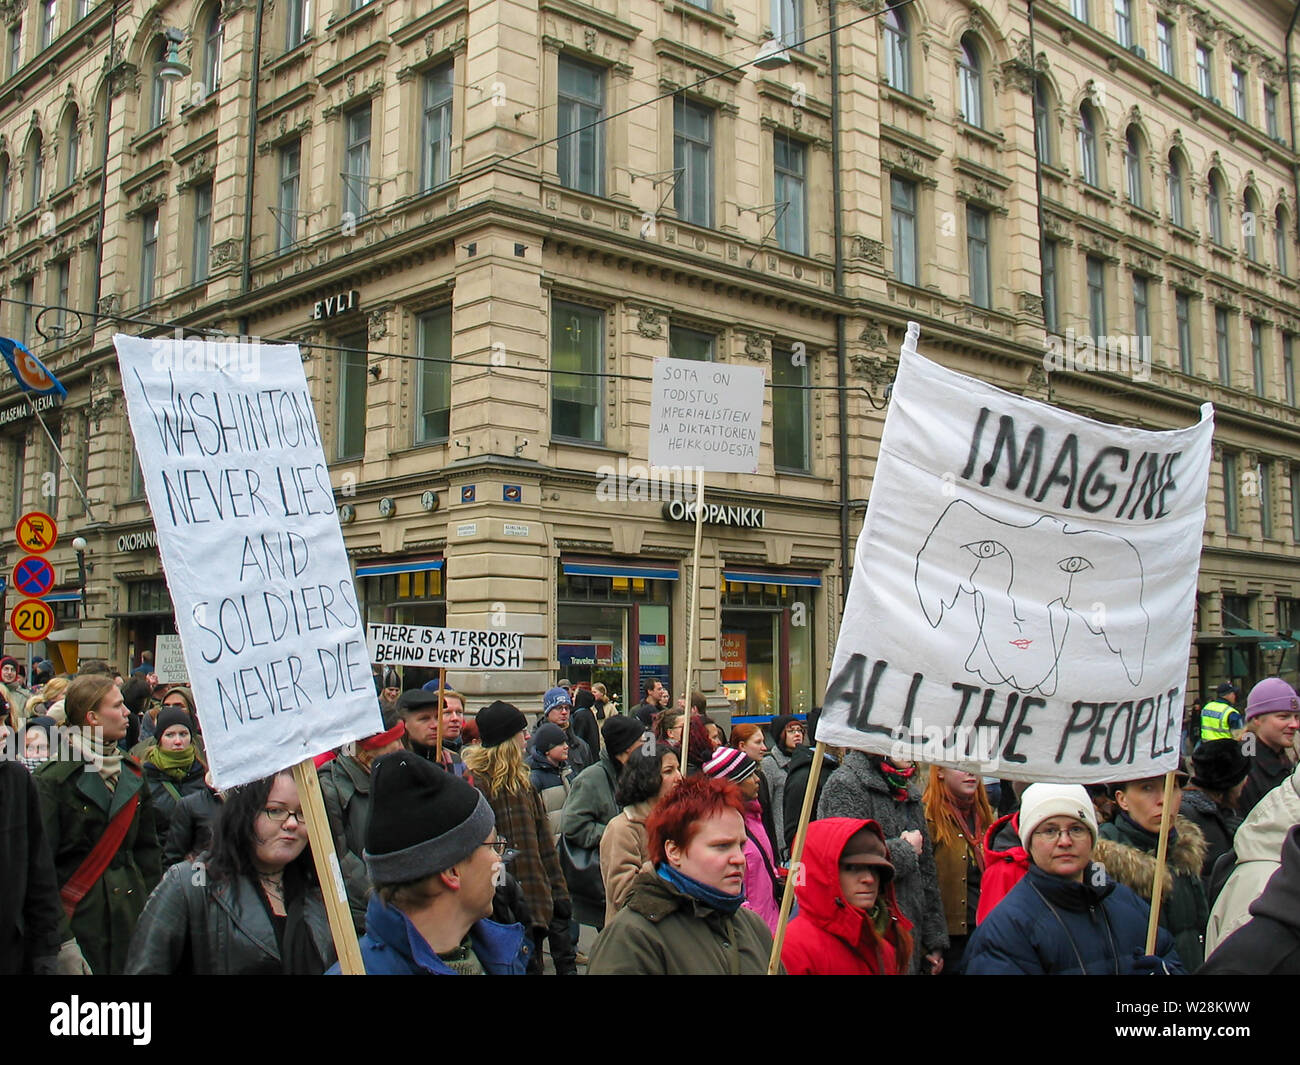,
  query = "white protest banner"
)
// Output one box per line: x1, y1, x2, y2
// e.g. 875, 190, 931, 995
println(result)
114, 335, 382, 790
154, 634, 189, 685
368, 624, 525, 669
820, 327, 1214, 783
649, 357, 765, 474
